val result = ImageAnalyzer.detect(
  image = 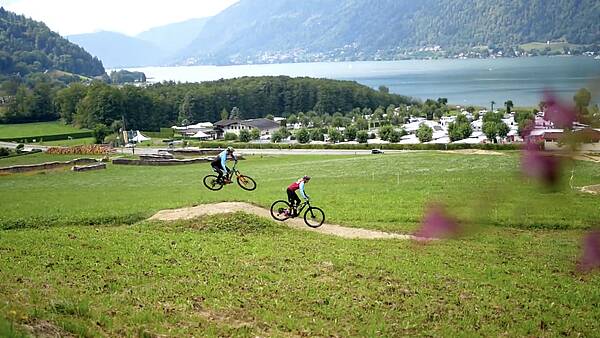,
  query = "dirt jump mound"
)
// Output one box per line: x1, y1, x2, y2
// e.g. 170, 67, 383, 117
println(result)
150, 202, 418, 240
